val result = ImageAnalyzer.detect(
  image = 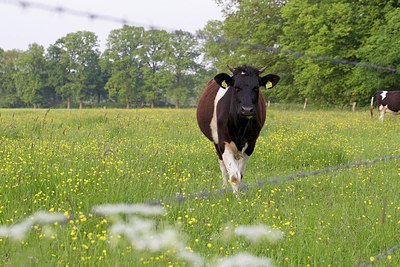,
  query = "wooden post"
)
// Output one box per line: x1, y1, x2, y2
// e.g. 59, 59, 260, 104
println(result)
351, 102, 356, 112
350, 92, 357, 112
303, 98, 307, 109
